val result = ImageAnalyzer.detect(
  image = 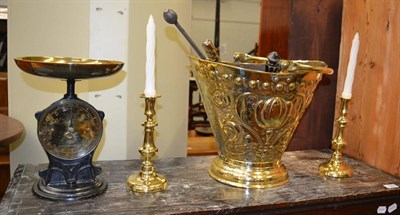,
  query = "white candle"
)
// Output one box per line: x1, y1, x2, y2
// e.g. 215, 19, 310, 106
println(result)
341, 32, 360, 99
144, 15, 156, 97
